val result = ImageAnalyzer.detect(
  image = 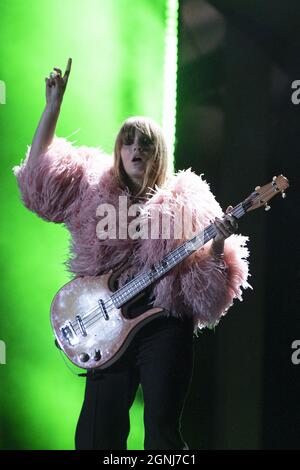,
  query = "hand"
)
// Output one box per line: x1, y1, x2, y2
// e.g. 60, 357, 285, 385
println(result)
213, 205, 238, 243
45, 57, 72, 107
210, 206, 238, 260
